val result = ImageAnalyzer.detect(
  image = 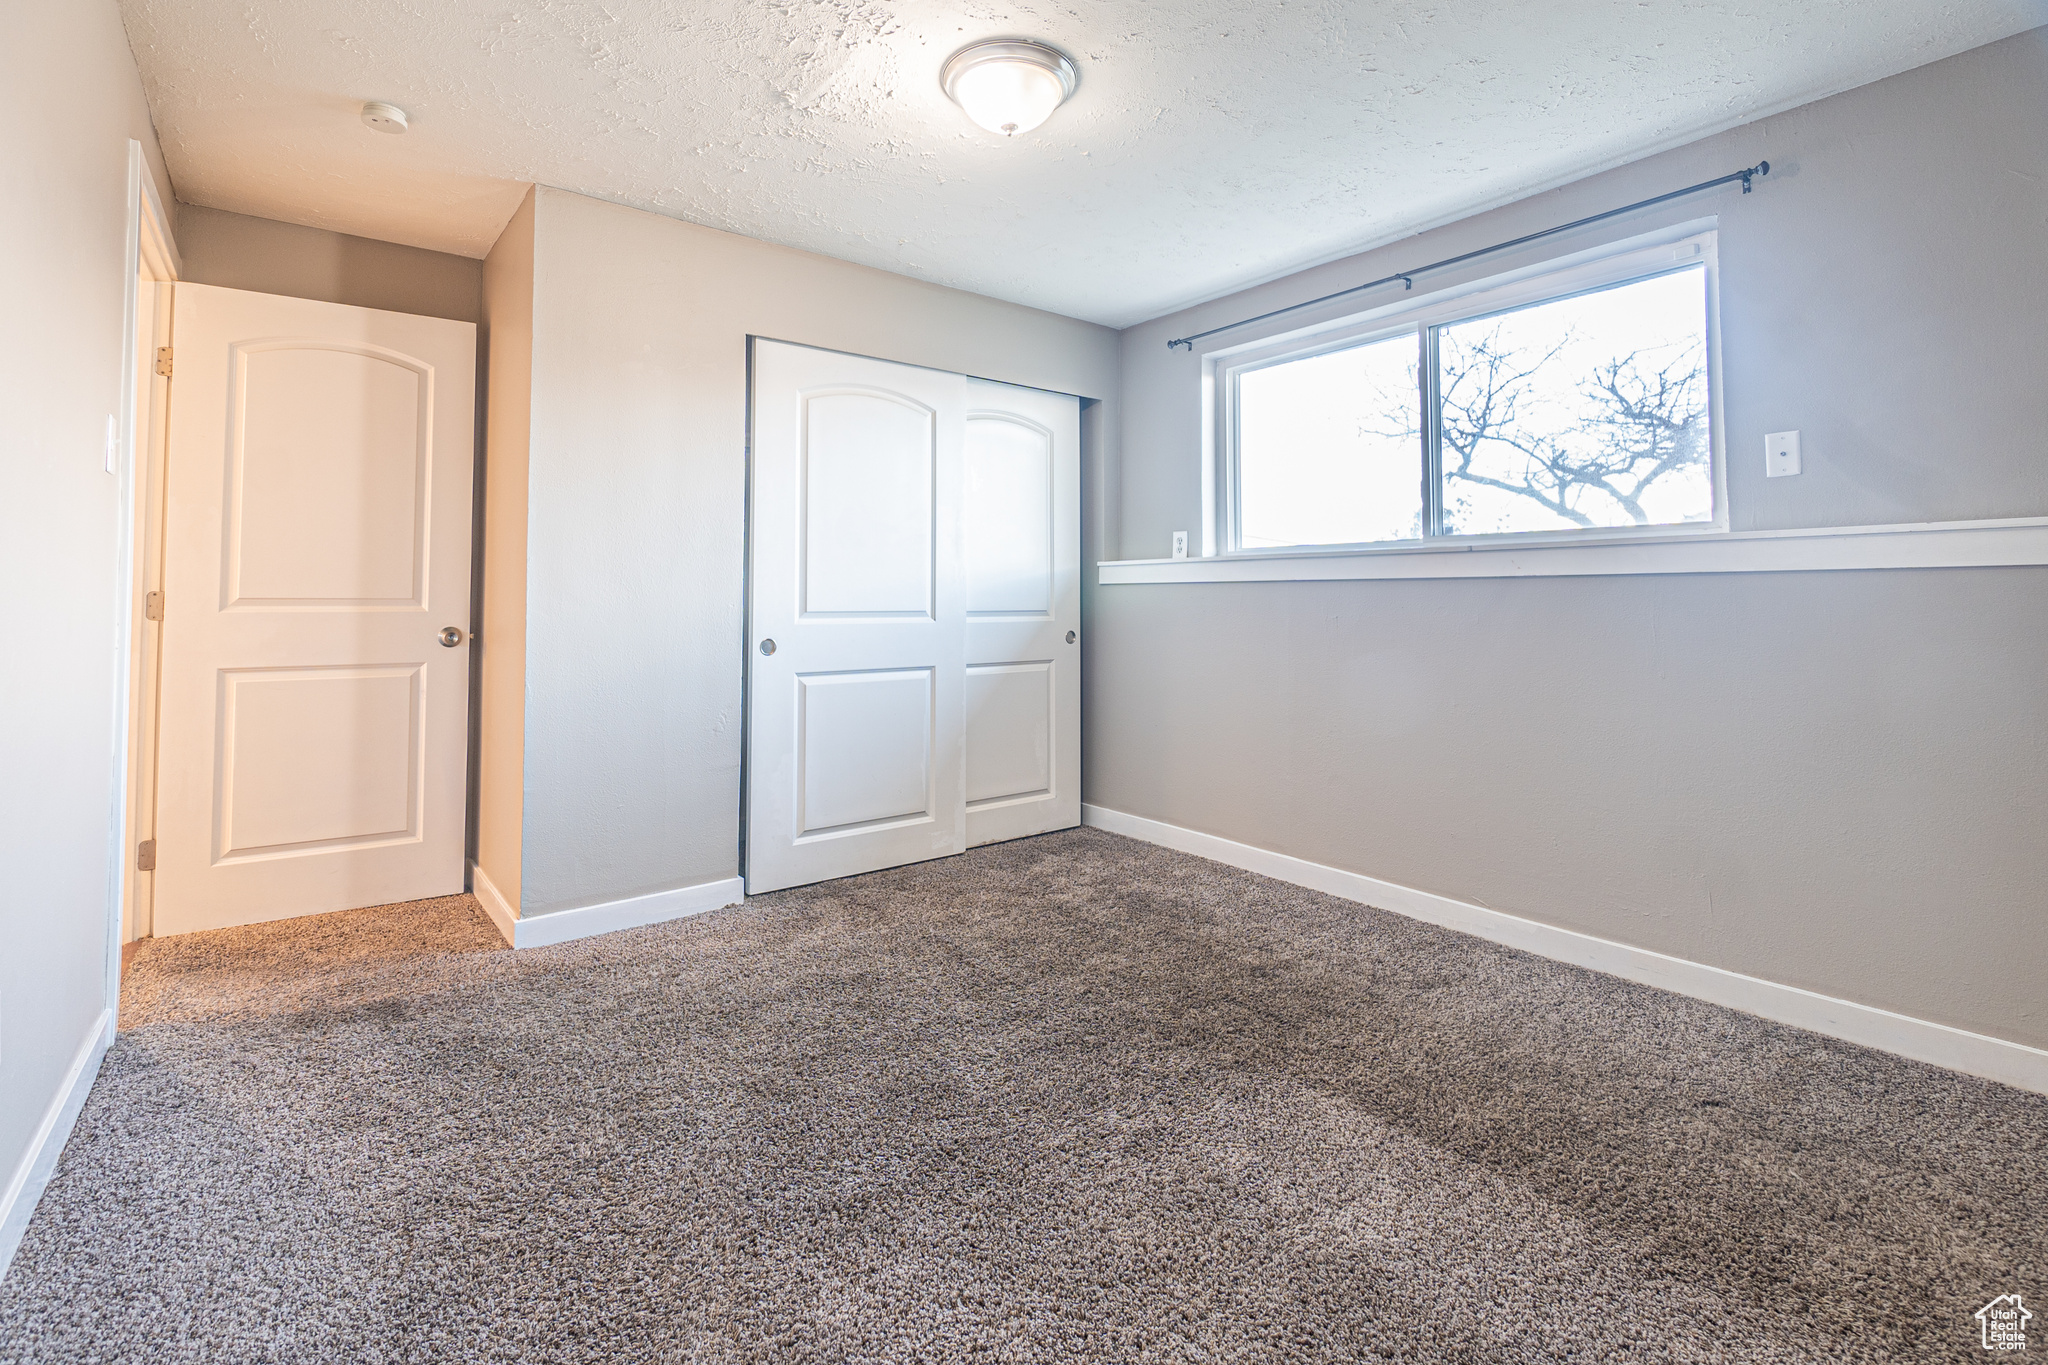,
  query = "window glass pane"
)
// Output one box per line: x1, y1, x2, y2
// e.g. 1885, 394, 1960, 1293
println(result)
1436, 266, 1711, 536
1237, 334, 1423, 549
